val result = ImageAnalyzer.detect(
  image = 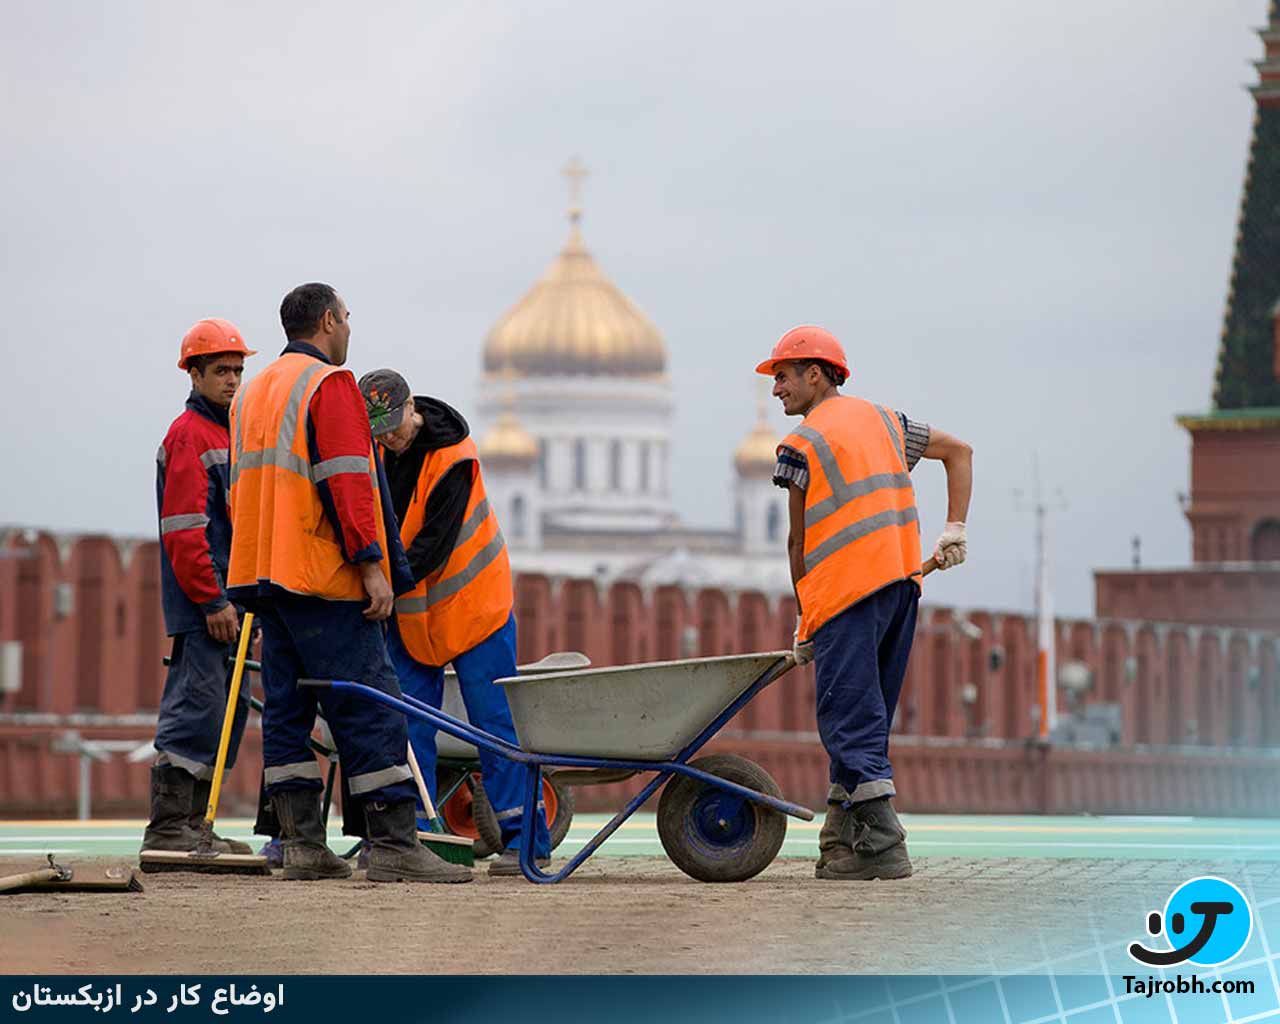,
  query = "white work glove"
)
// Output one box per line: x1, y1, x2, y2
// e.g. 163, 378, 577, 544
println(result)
314, 717, 335, 753
932, 521, 967, 570
792, 628, 814, 666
